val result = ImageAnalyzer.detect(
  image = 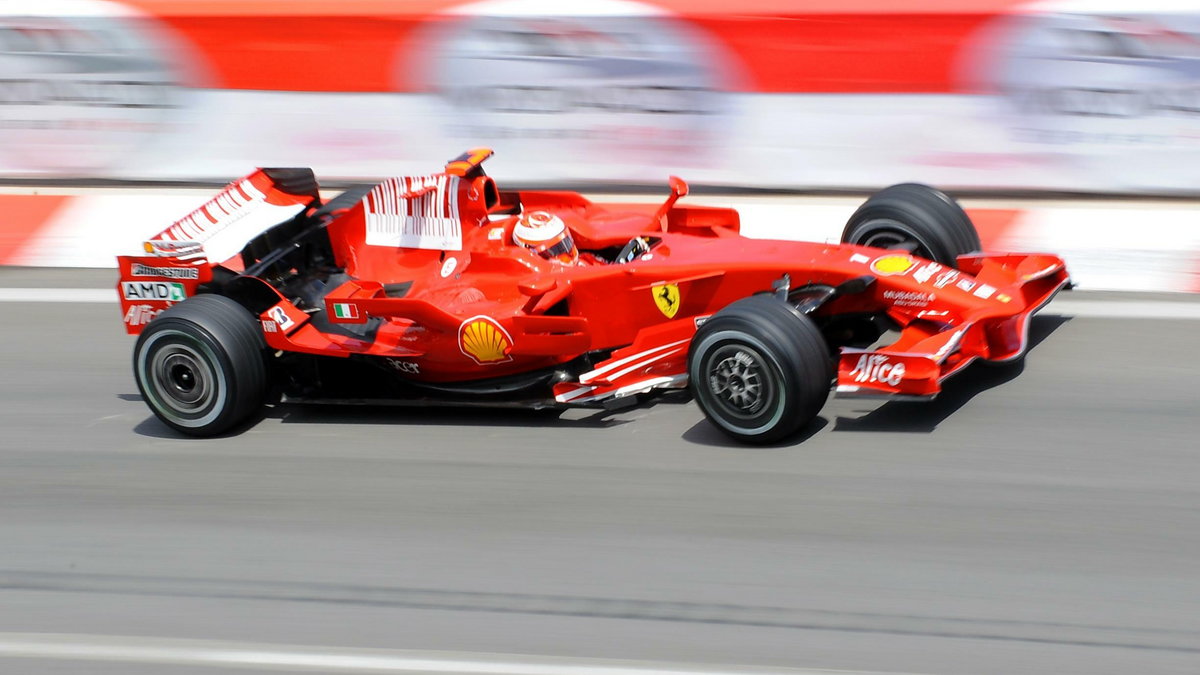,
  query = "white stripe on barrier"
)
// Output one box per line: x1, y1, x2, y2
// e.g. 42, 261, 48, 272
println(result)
996, 207, 1200, 295
0, 633, 907, 675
